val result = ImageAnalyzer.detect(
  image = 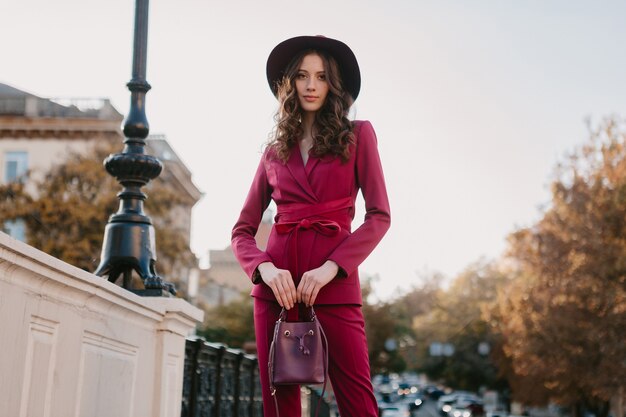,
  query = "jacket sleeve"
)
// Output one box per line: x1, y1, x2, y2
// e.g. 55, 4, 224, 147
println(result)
327, 121, 391, 277
231, 150, 273, 284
